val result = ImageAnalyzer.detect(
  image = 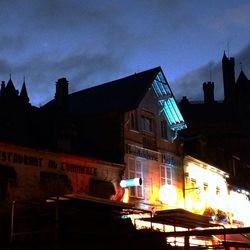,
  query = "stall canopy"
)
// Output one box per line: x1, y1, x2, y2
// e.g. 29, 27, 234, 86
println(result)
140, 208, 216, 229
